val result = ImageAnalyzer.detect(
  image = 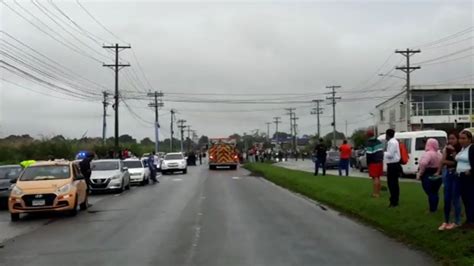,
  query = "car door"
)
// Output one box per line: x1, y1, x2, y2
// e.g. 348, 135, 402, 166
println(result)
120, 161, 130, 186
73, 165, 87, 203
